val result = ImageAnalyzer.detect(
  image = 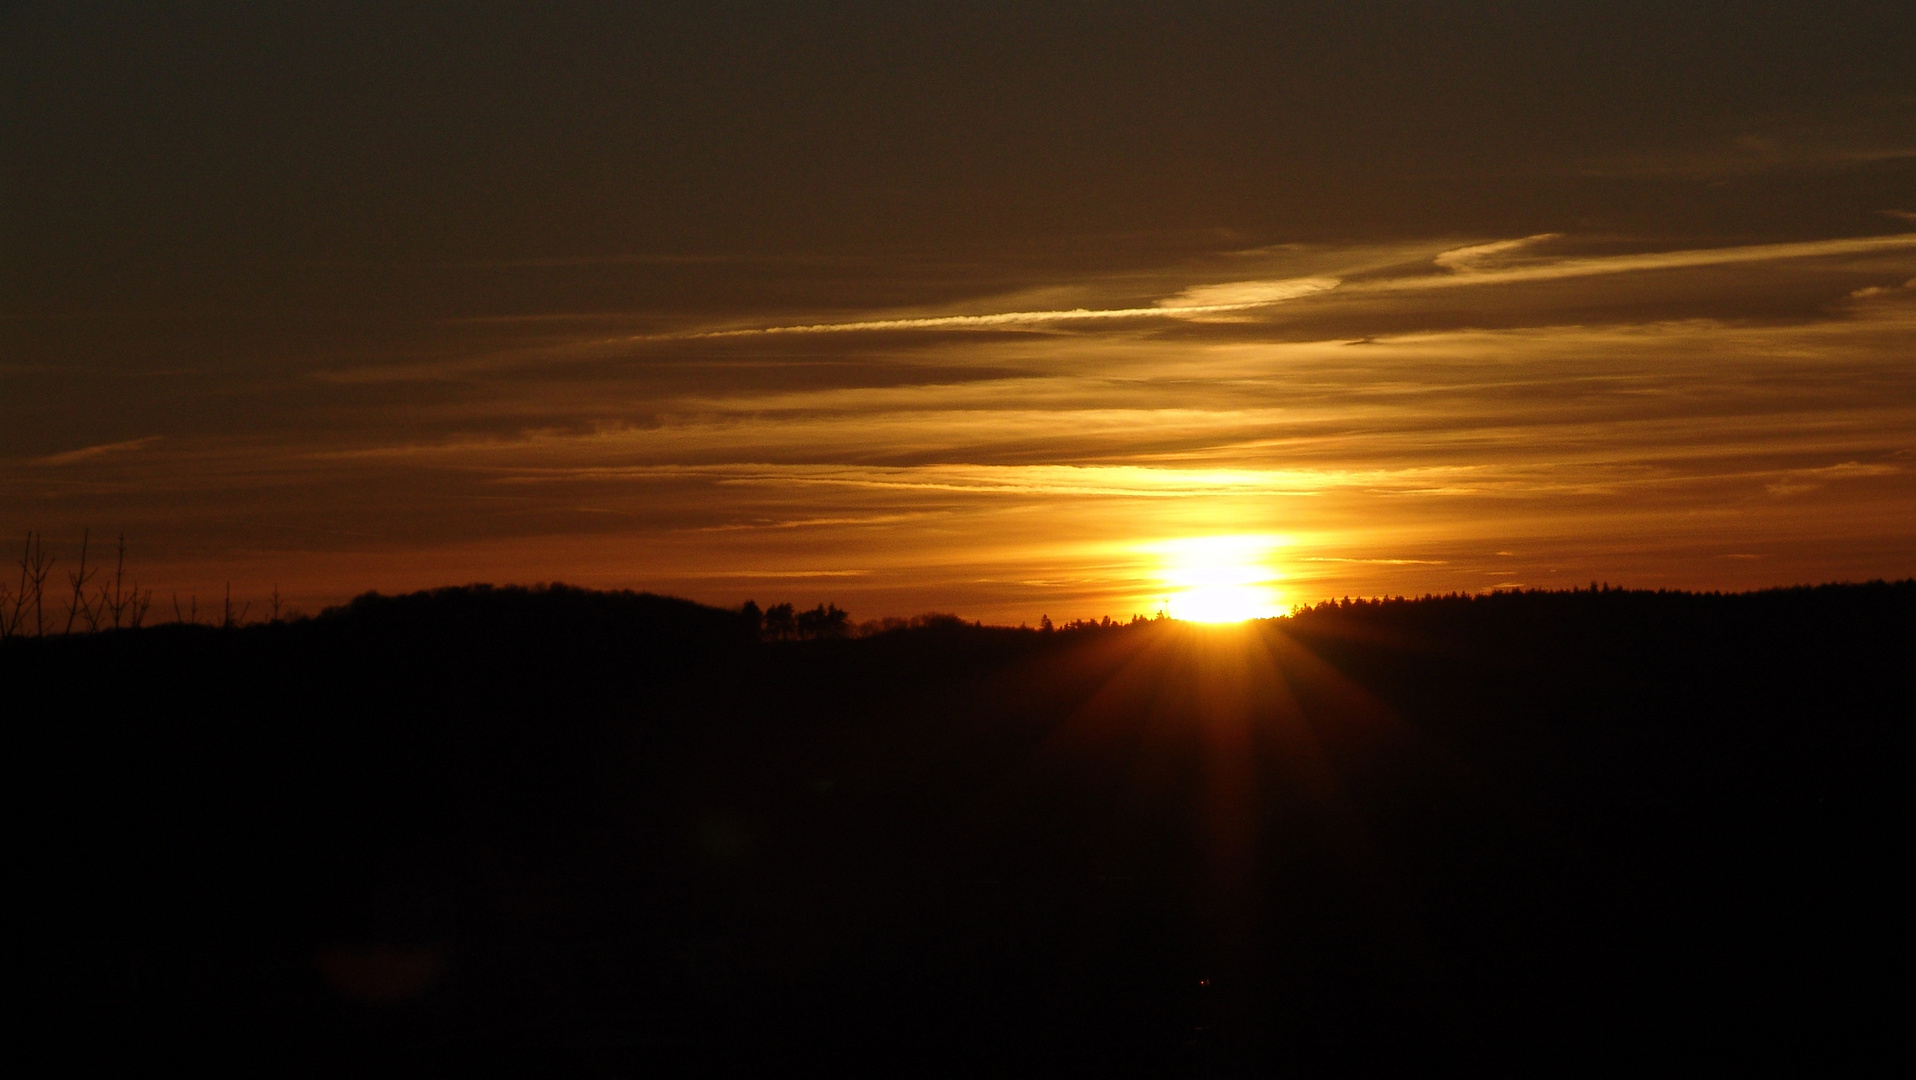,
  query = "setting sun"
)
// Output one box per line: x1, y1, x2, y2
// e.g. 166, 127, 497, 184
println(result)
1146, 535, 1288, 623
